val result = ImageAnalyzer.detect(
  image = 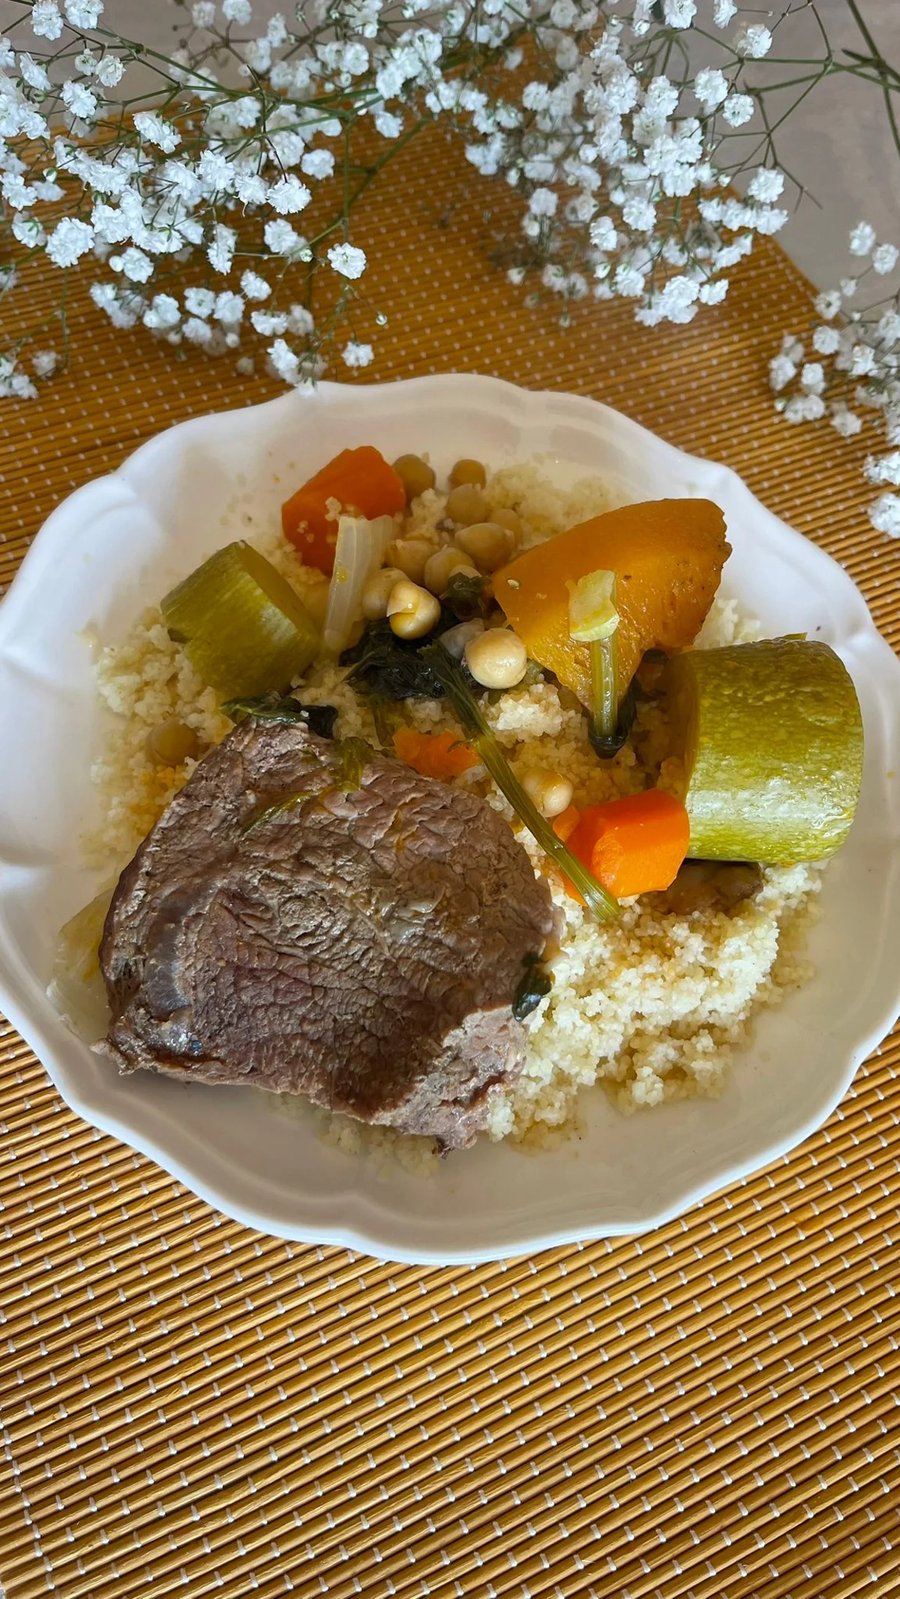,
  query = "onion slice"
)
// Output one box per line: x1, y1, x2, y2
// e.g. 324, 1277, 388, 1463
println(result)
322, 513, 395, 657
